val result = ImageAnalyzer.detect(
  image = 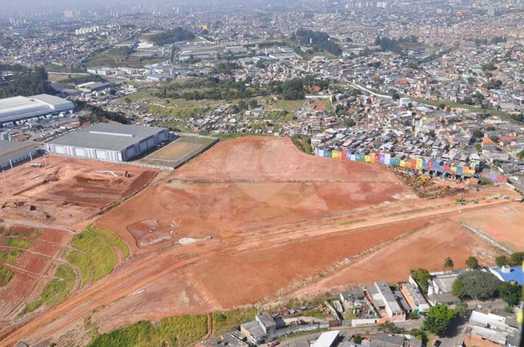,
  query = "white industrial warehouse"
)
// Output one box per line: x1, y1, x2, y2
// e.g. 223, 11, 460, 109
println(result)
0, 140, 42, 170
0, 94, 74, 126
45, 123, 170, 162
